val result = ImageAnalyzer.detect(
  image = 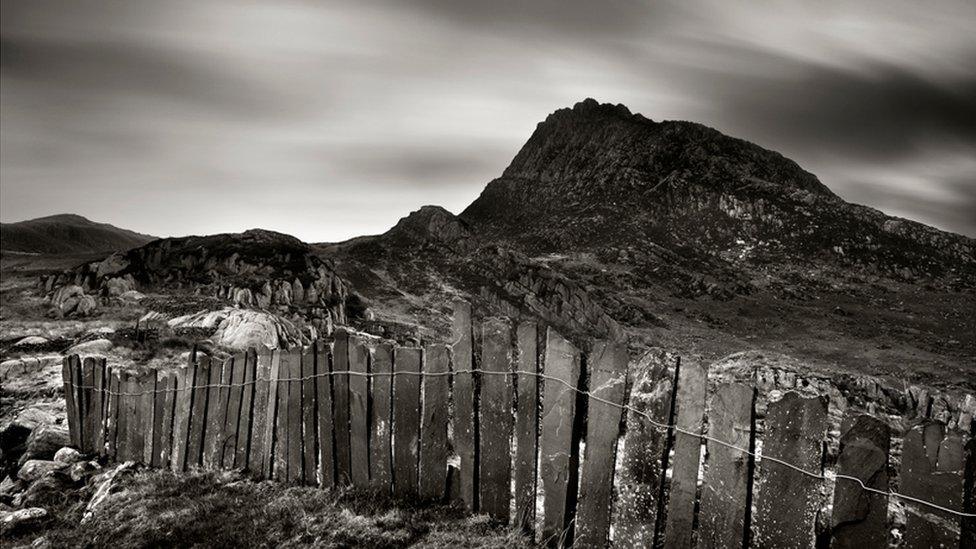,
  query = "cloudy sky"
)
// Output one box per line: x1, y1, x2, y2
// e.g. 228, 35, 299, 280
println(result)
2, 0, 974, 241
